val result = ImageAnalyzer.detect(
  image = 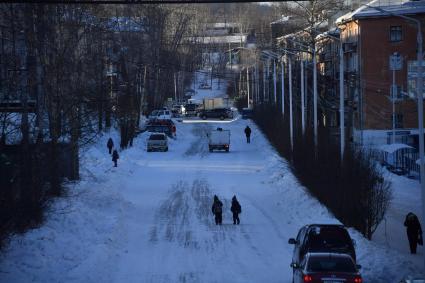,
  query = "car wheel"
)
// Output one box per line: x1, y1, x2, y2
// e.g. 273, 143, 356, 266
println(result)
202, 115, 207, 120
220, 115, 225, 120
225, 148, 229, 152
165, 147, 168, 152
147, 149, 151, 152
